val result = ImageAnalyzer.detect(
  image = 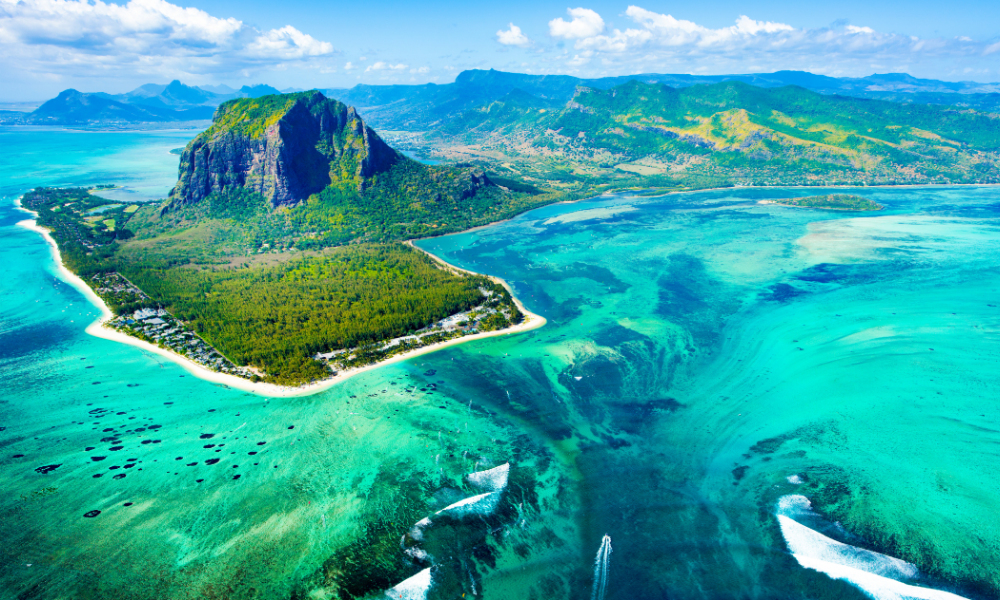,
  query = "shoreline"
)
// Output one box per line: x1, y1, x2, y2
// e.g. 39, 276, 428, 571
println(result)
13, 197, 545, 398
12, 179, 987, 396
405, 240, 546, 326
